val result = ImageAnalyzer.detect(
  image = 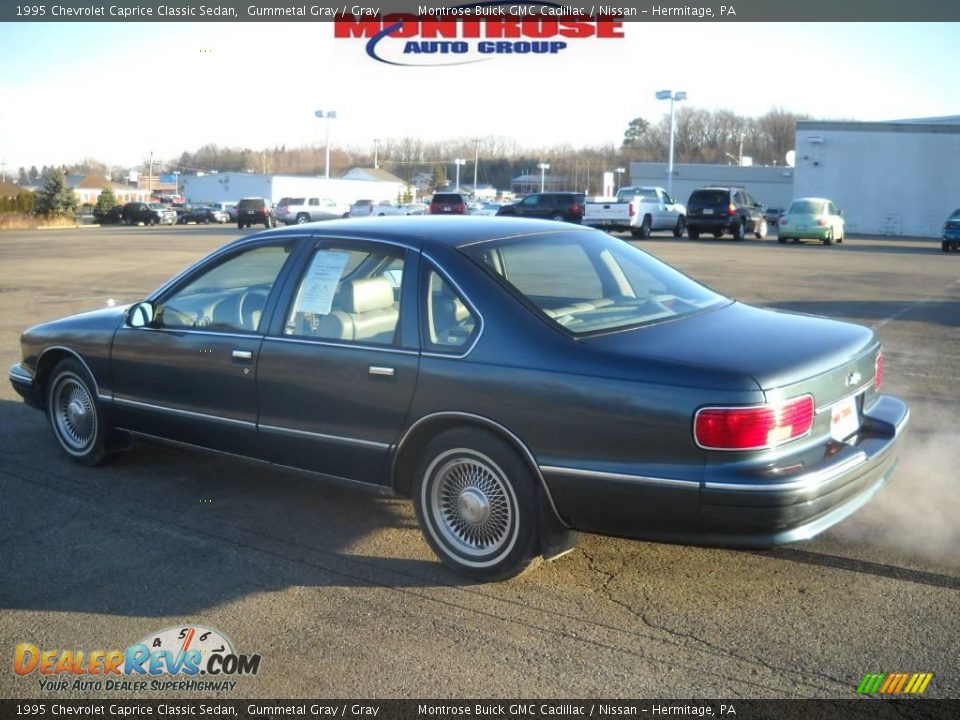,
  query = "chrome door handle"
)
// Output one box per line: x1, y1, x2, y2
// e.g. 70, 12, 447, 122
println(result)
232, 349, 253, 360
368, 366, 395, 377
